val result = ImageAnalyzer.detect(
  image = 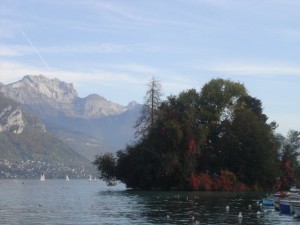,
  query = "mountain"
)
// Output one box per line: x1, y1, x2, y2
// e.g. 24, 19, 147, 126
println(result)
0, 75, 131, 118
0, 93, 94, 178
0, 75, 140, 160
